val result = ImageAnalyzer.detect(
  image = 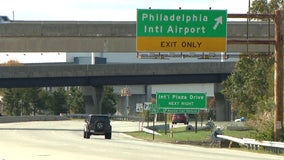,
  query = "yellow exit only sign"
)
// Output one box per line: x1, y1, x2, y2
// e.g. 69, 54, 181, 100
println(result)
137, 37, 226, 52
